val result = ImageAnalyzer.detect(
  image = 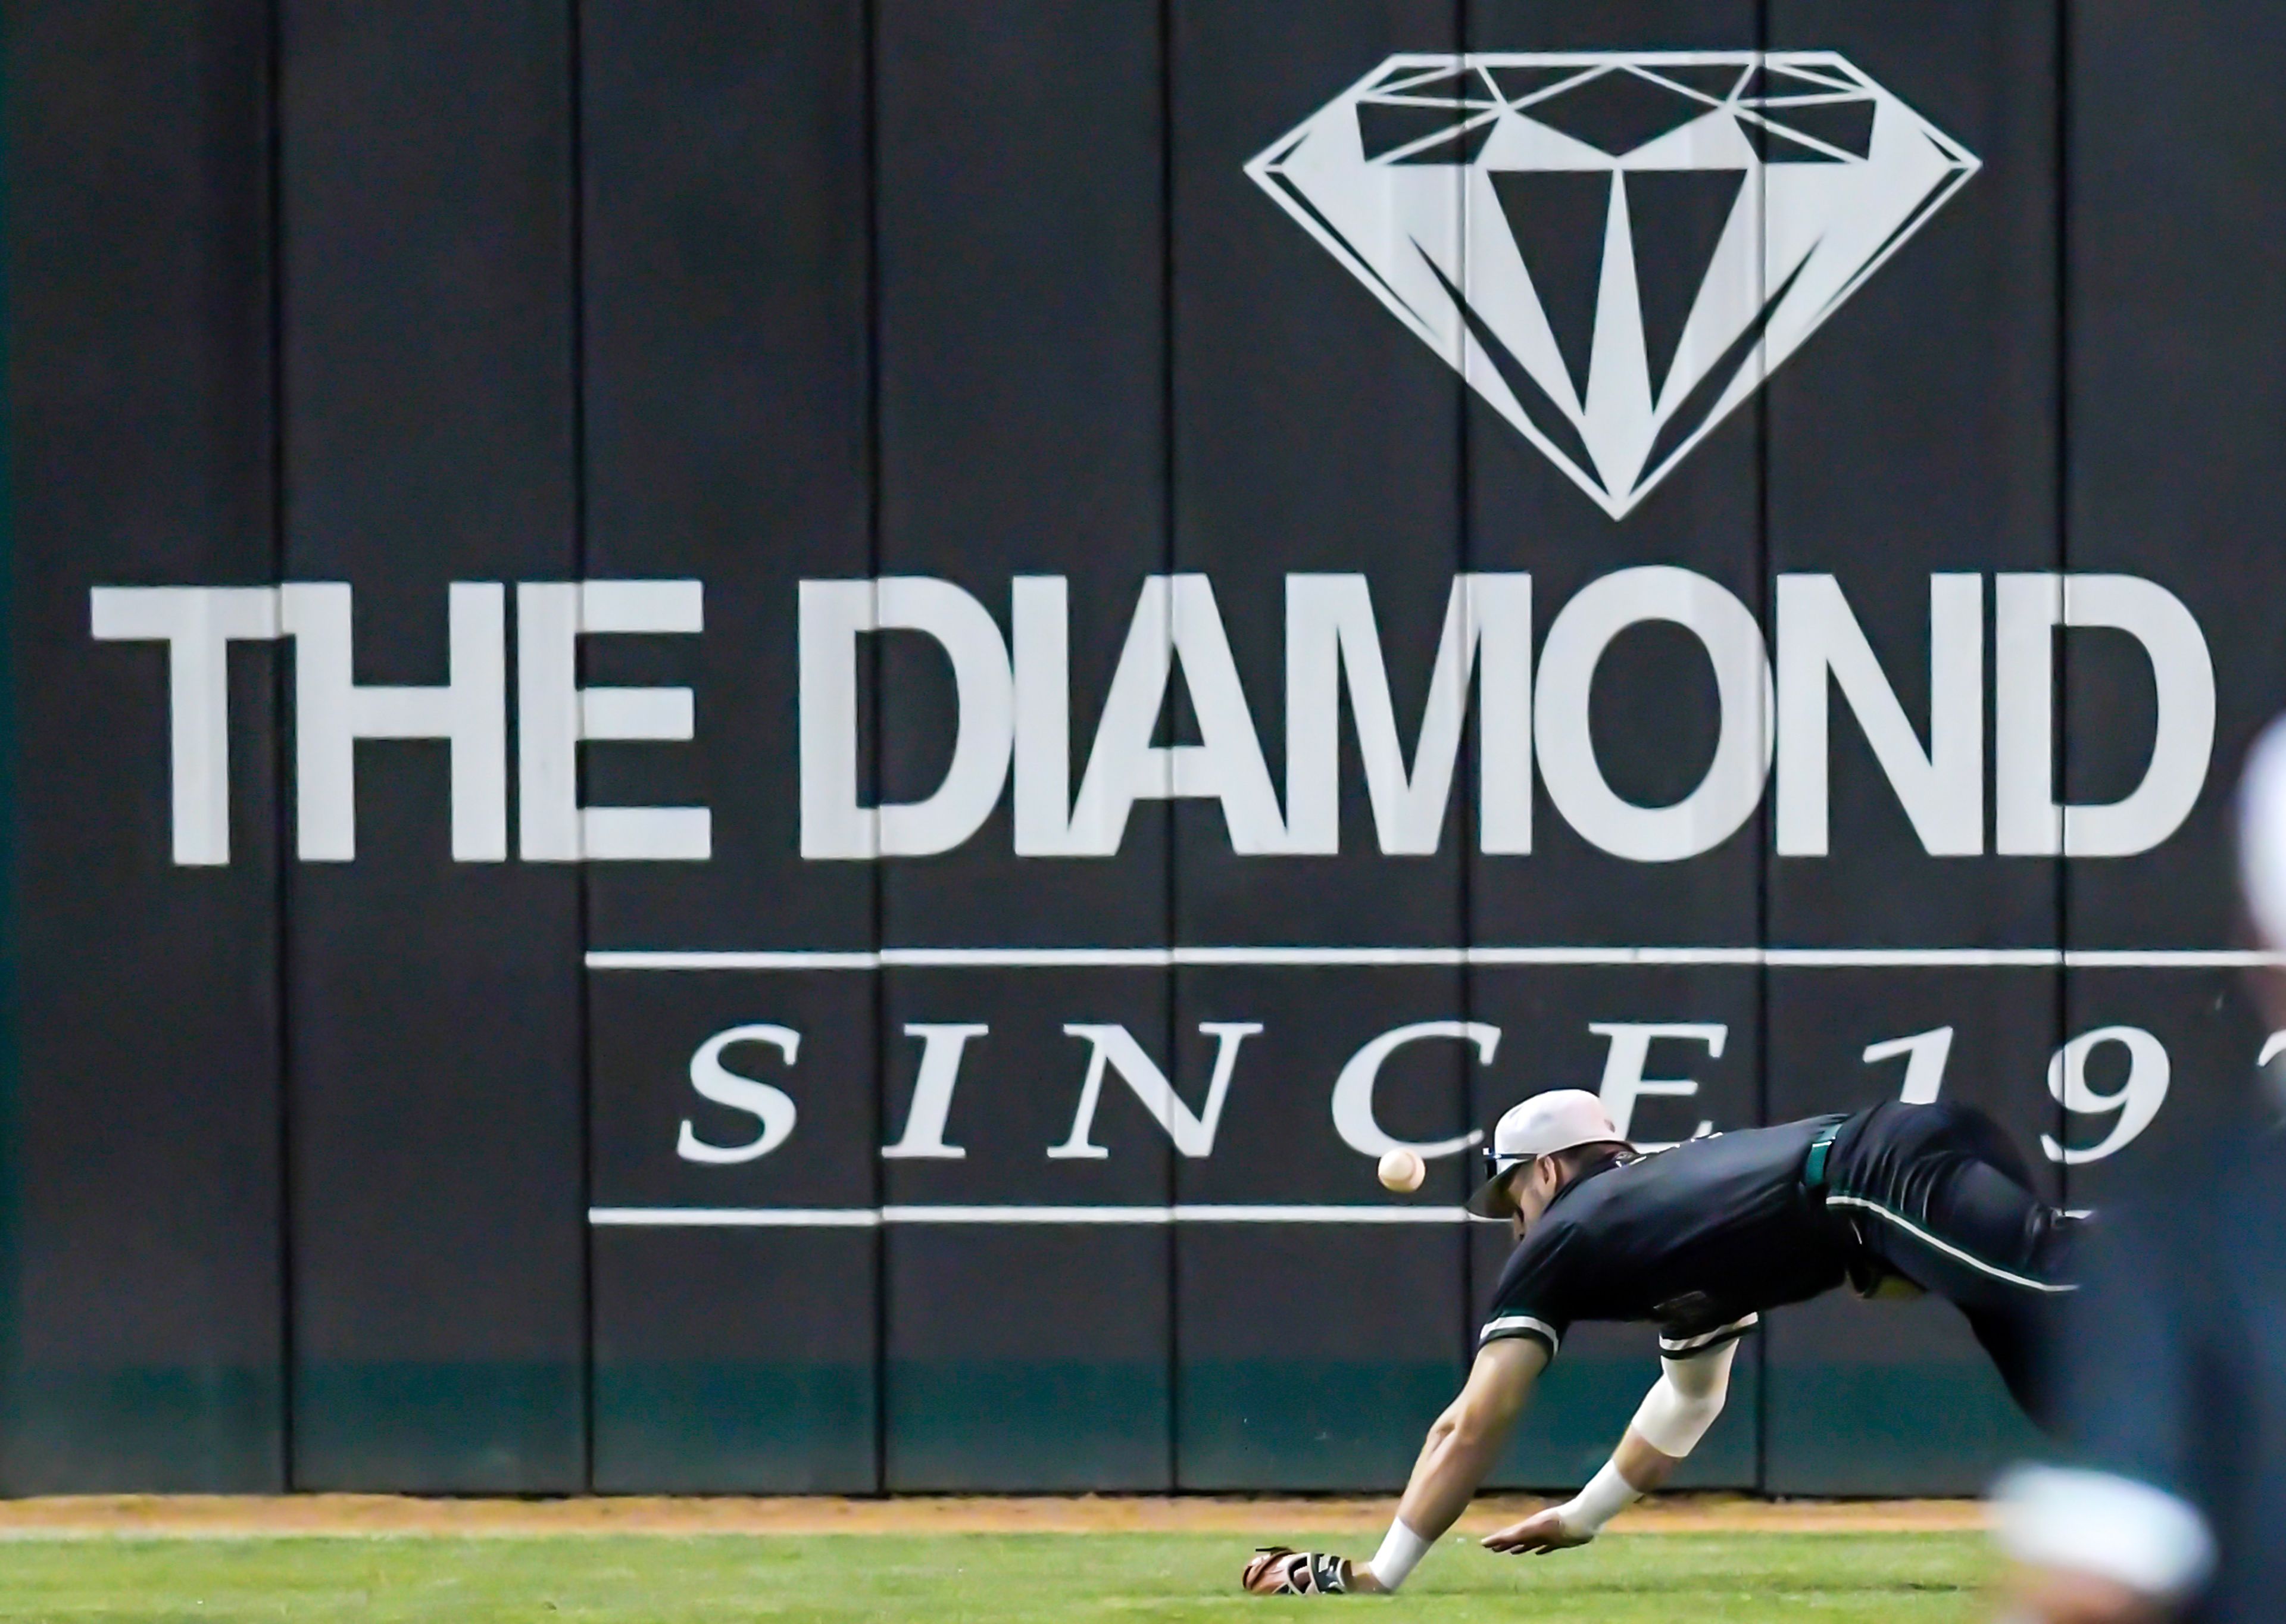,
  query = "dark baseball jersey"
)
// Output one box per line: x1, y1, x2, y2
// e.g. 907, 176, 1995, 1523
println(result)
1479, 1114, 1853, 1360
